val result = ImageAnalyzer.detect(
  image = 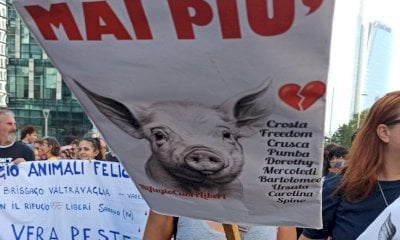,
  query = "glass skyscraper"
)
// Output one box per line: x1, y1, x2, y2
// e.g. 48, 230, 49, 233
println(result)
360, 21, 392, 109
6, 1, 92, 143
353, 20, 392, 115
0, 0, 6, 108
